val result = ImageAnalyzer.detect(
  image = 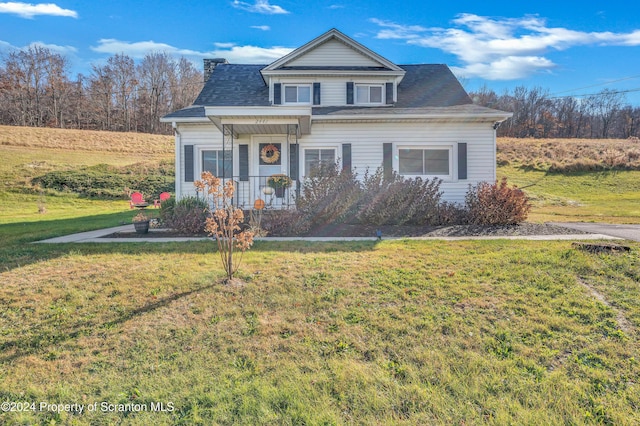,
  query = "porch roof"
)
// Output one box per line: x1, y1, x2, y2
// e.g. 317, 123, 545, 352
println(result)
204, 106, 311, 135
